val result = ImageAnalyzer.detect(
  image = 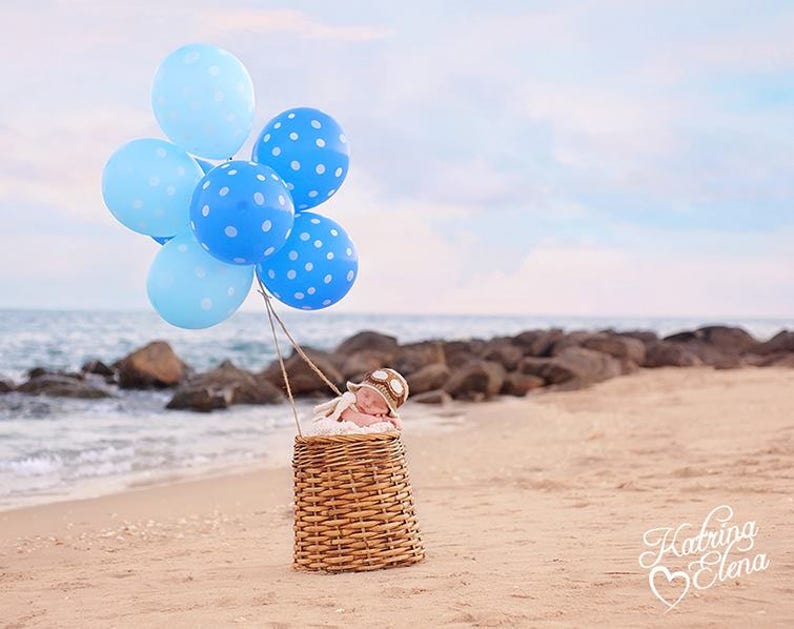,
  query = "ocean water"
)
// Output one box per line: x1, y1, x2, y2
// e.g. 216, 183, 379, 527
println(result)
0, 309, 790, 511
